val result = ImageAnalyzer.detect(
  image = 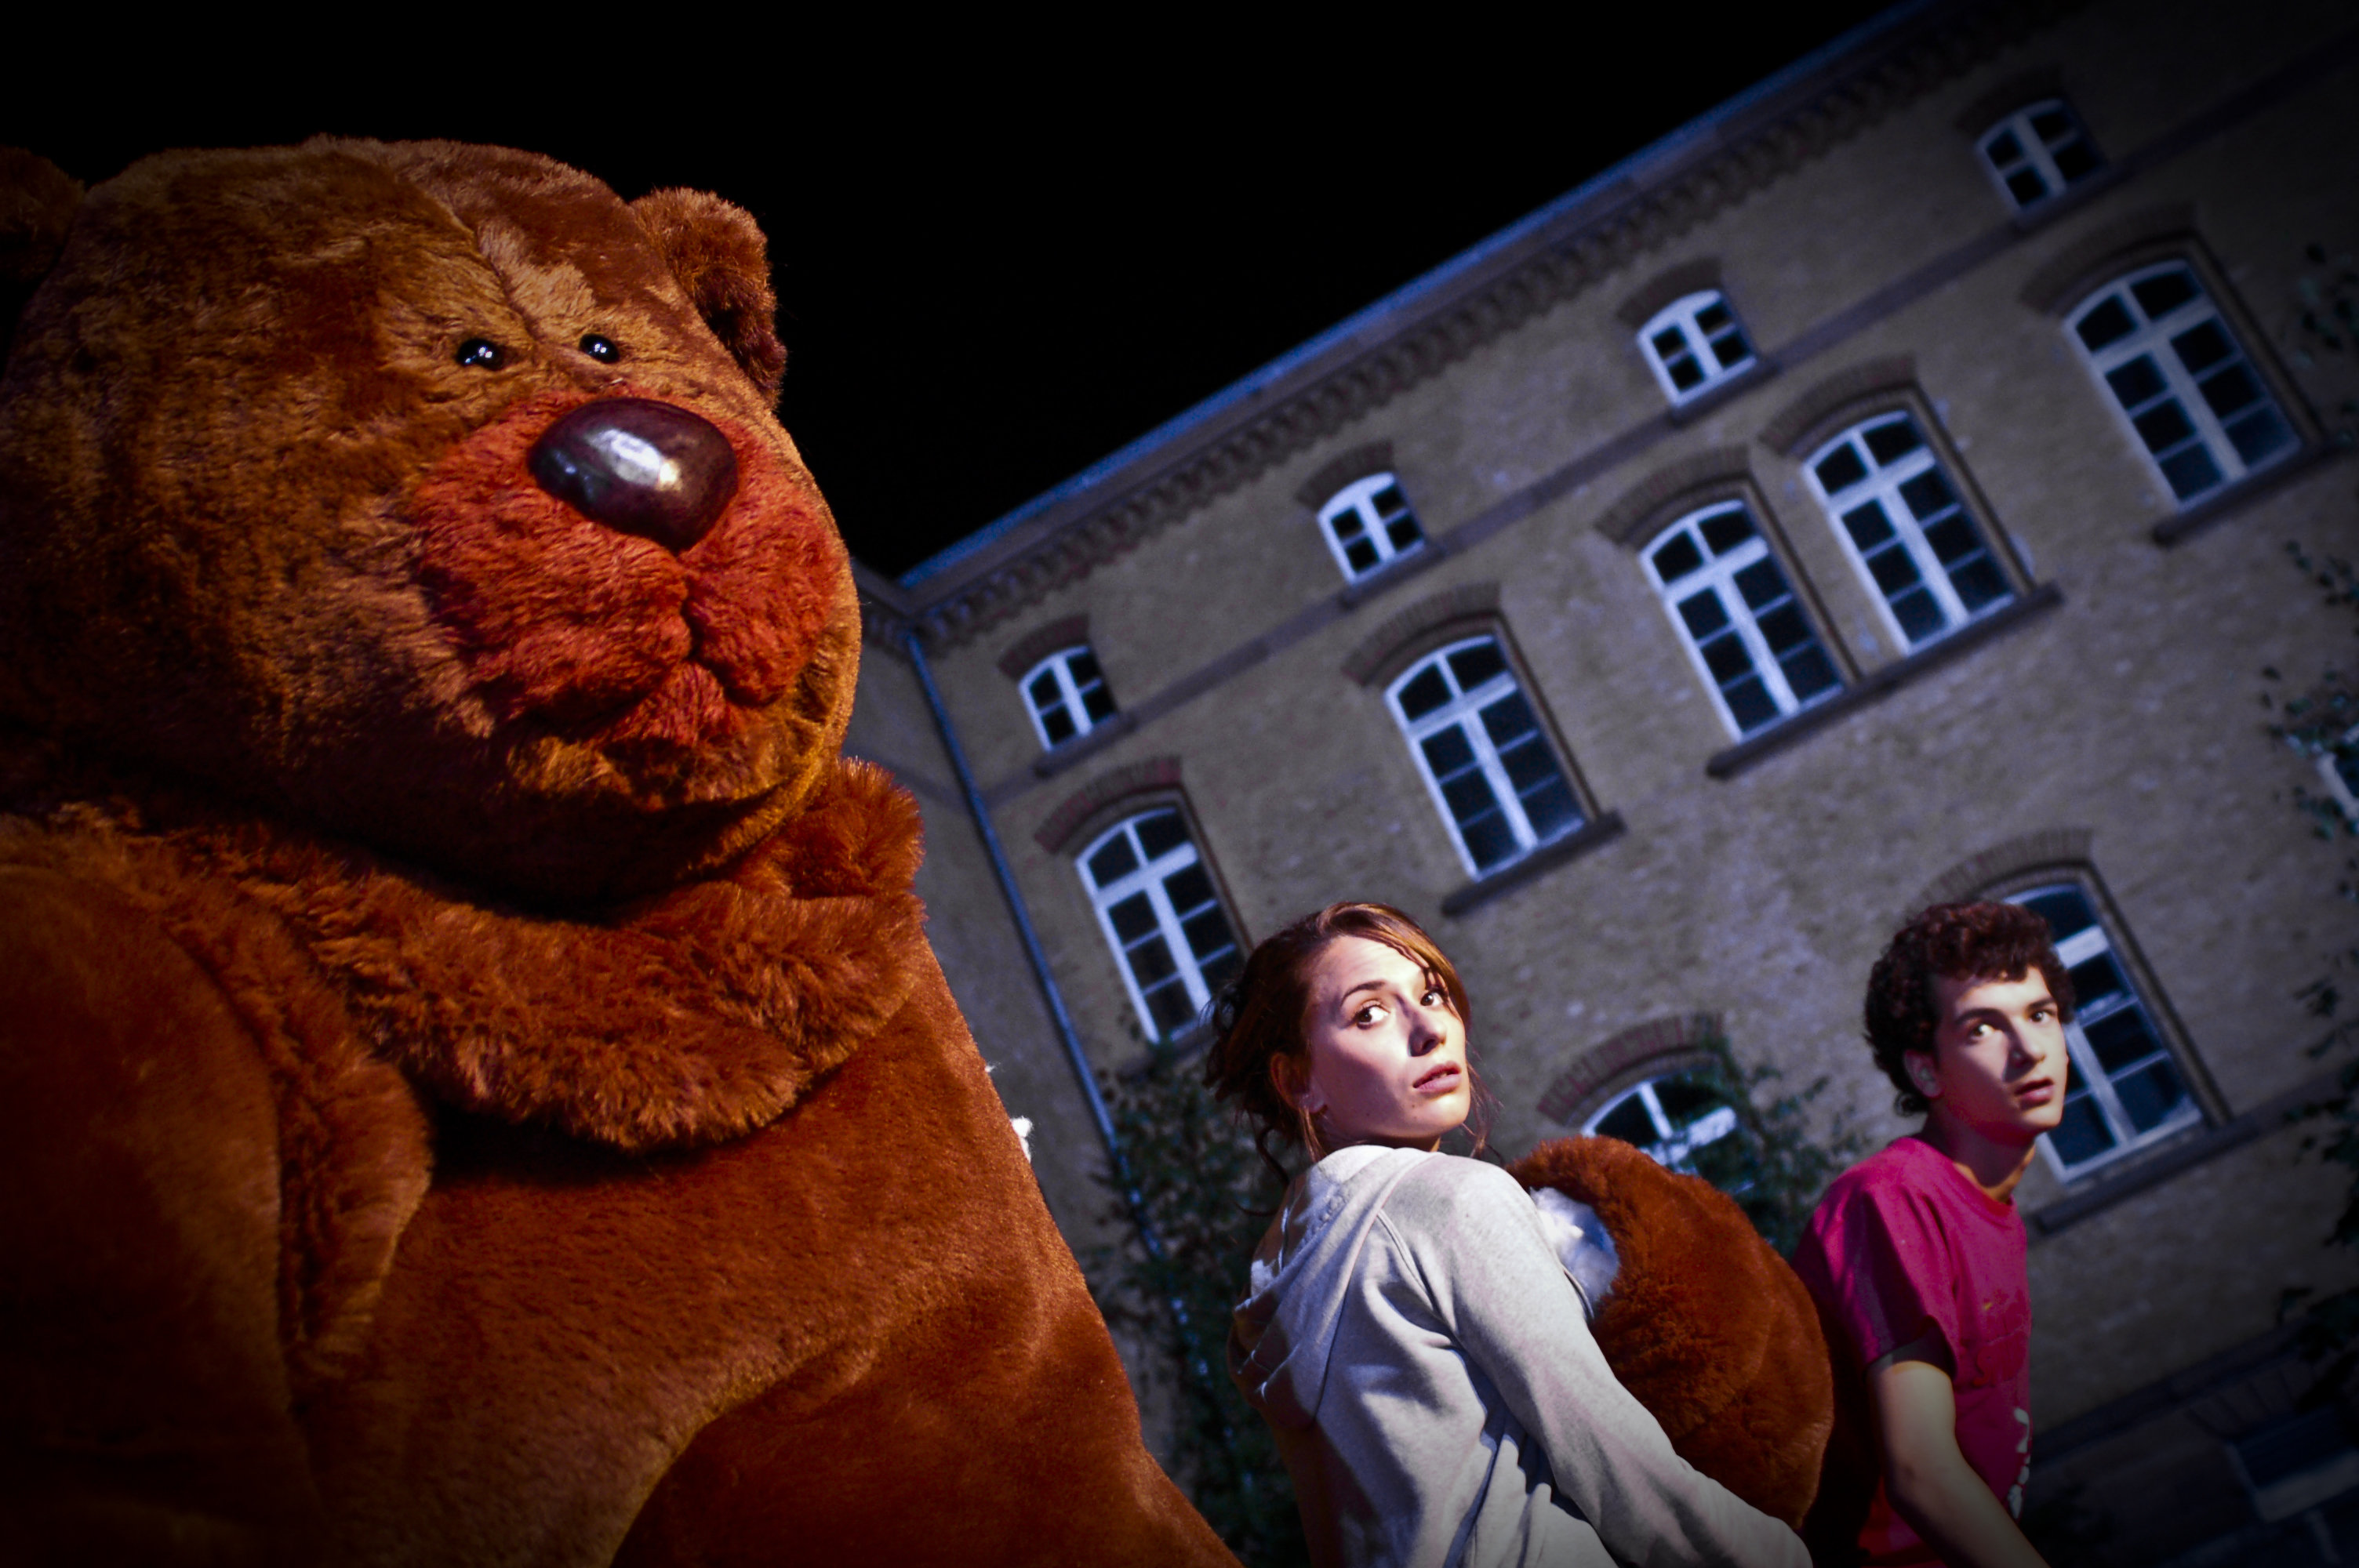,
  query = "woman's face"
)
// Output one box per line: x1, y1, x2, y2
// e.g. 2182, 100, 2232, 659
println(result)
1289, 934, 1470, 1152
